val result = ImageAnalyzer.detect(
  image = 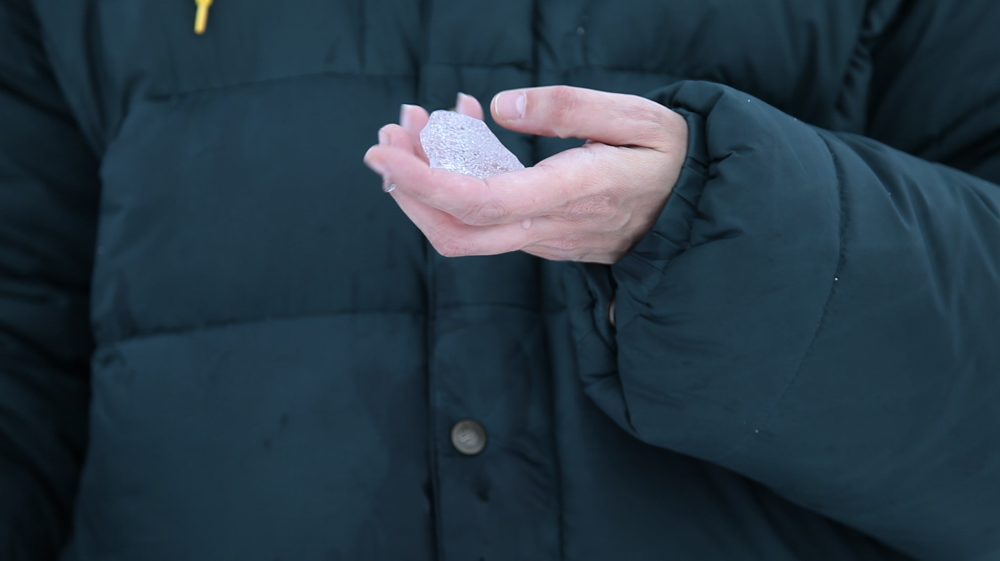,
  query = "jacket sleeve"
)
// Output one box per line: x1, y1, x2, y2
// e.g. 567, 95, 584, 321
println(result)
567, 76, 1000, 560
0, 1, 100, 558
